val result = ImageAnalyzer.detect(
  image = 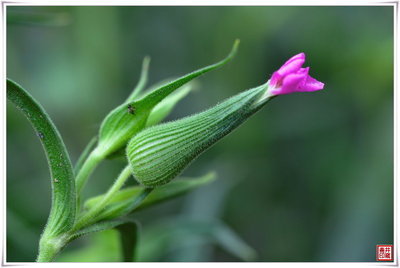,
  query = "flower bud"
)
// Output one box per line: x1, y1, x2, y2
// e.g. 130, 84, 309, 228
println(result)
127, 83, 270, 187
